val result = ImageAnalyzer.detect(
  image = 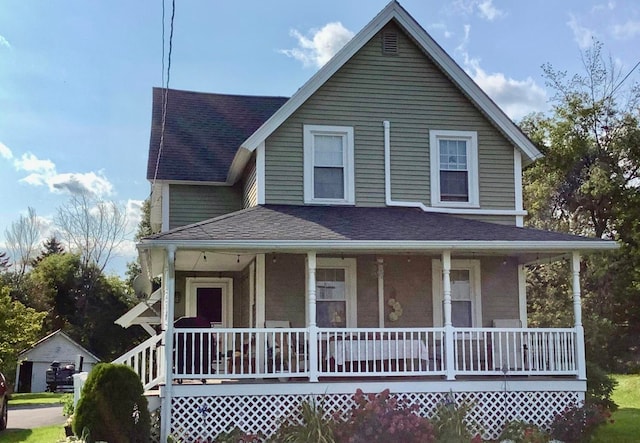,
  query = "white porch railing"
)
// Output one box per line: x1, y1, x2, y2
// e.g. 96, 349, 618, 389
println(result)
172, 327, 310, 381
117, 327, 580, 385
453, 328, 577, 375
113, 333, 164, 391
